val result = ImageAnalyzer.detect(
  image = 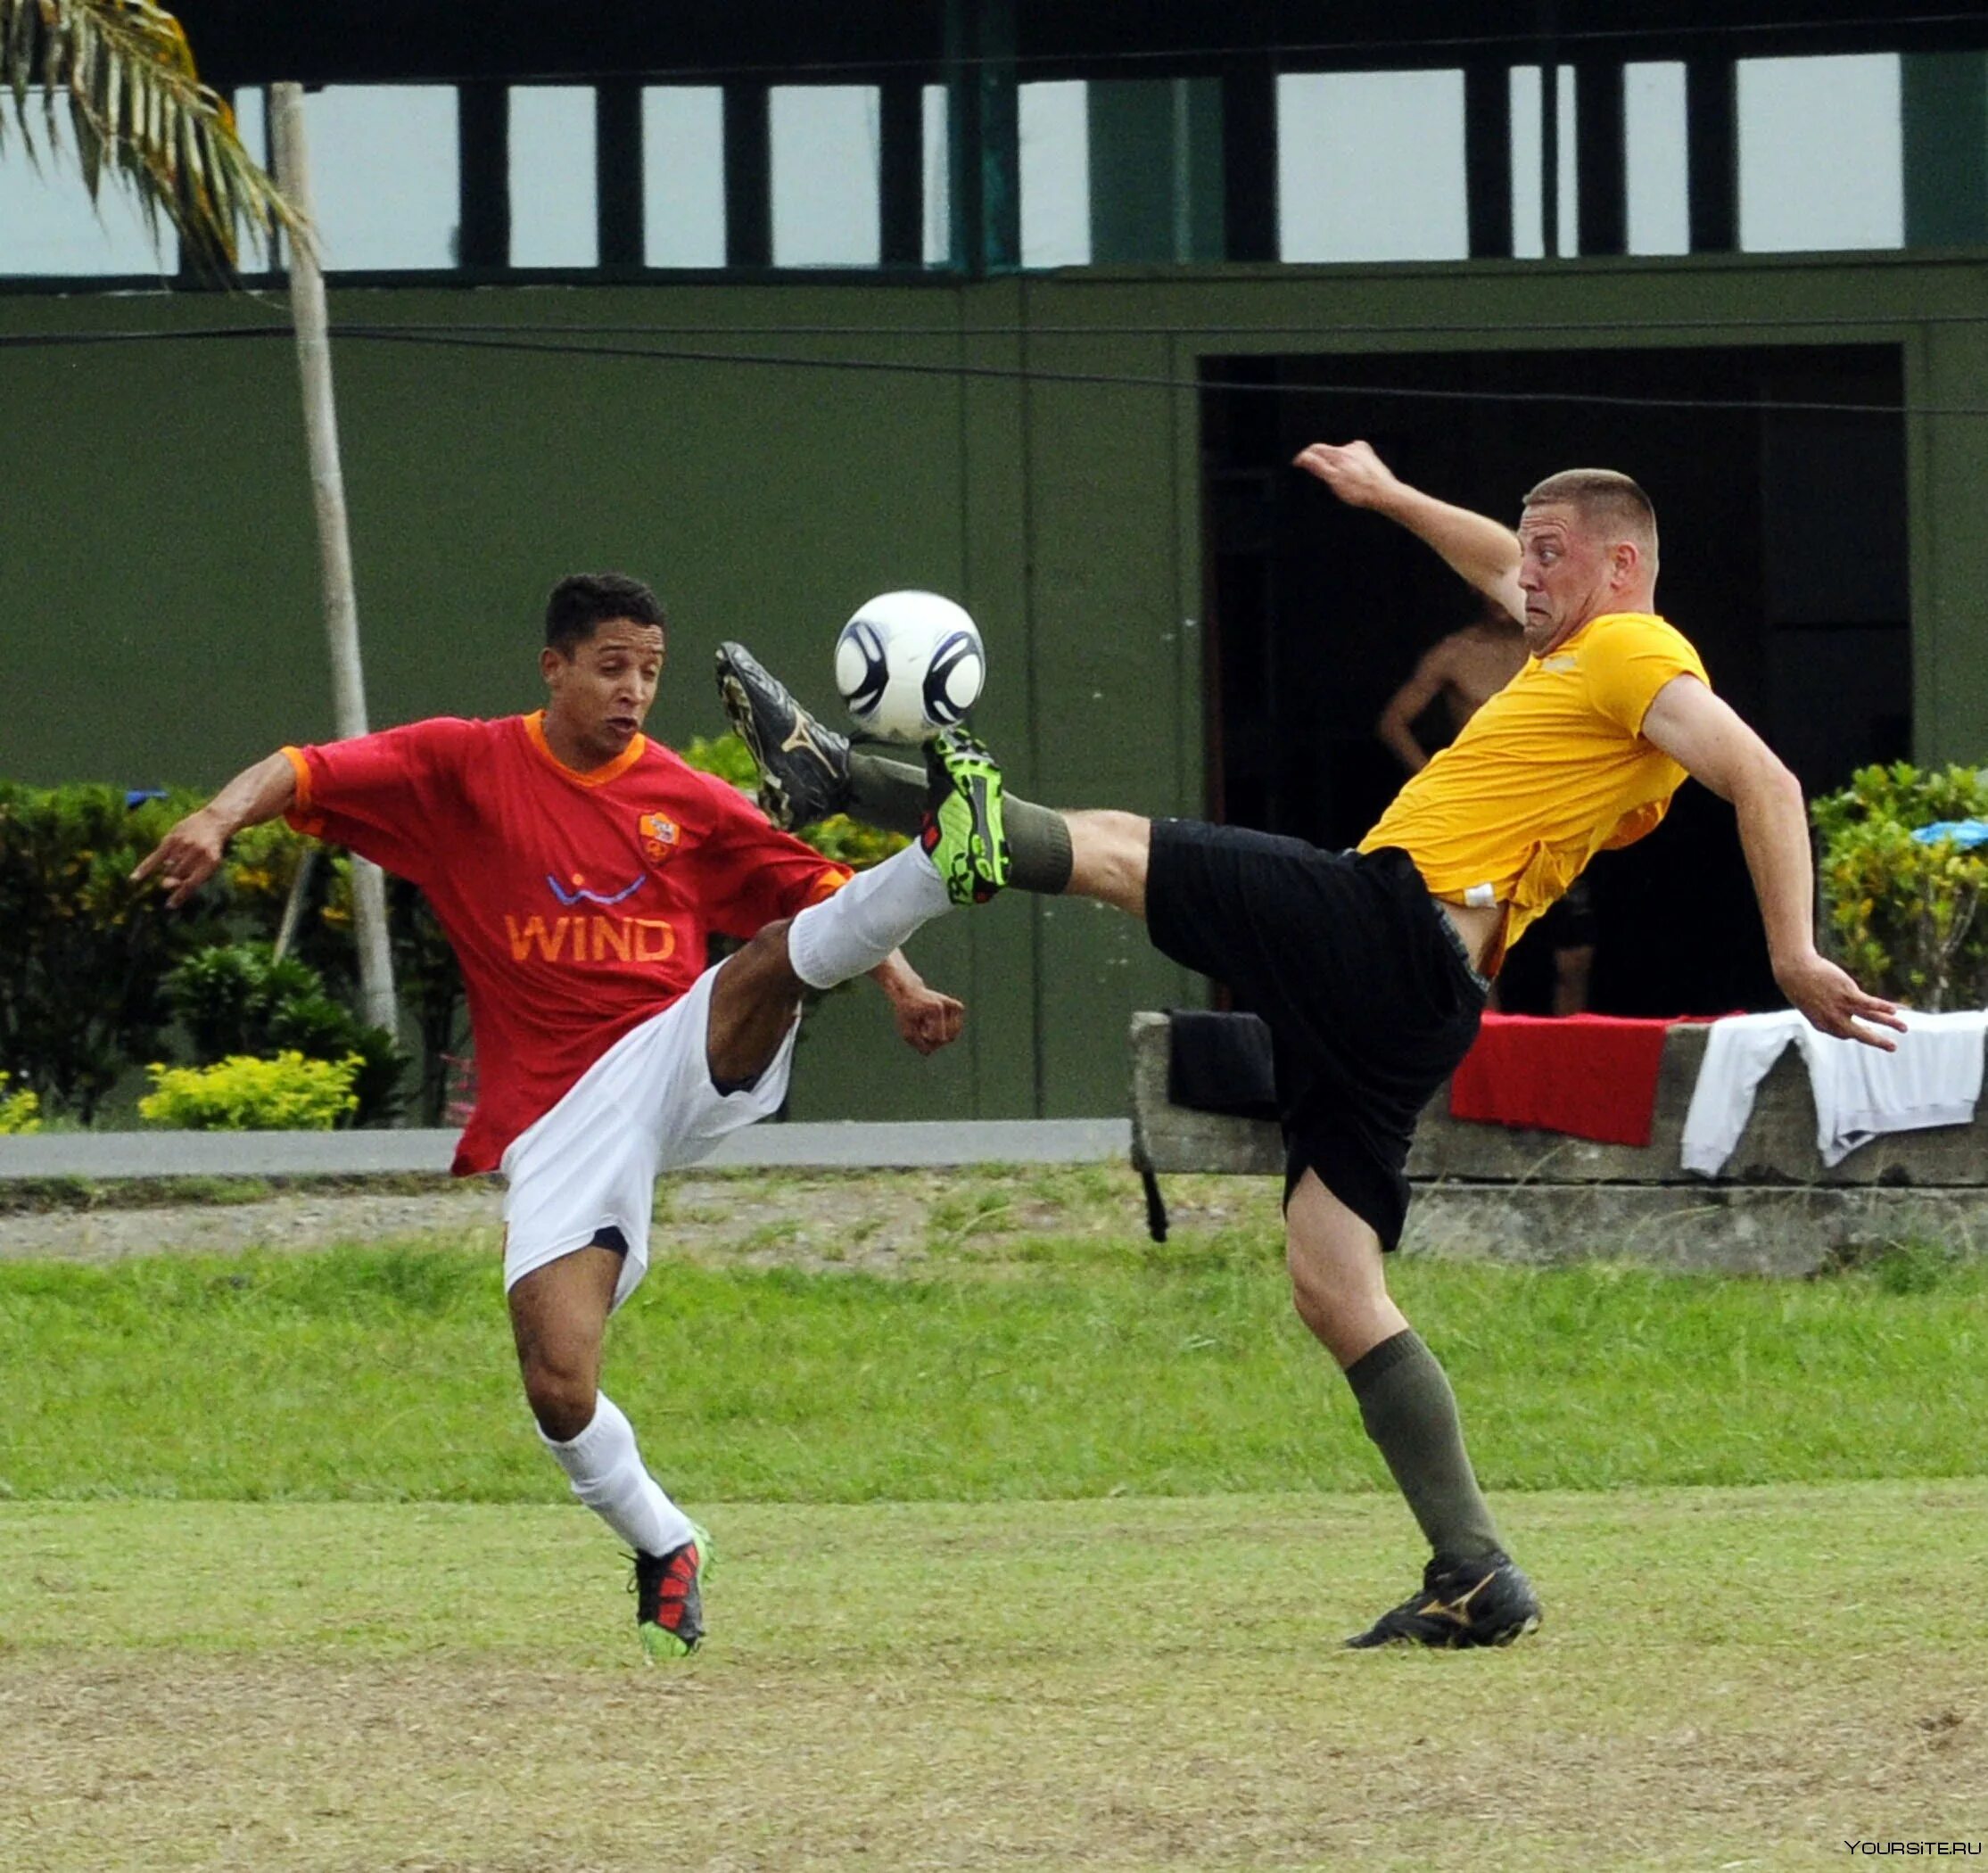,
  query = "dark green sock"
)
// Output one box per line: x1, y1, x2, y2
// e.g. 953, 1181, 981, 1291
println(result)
846, 752, 927, 836
1344, 1328, 1503, 1562
848, 752, 1074, 893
